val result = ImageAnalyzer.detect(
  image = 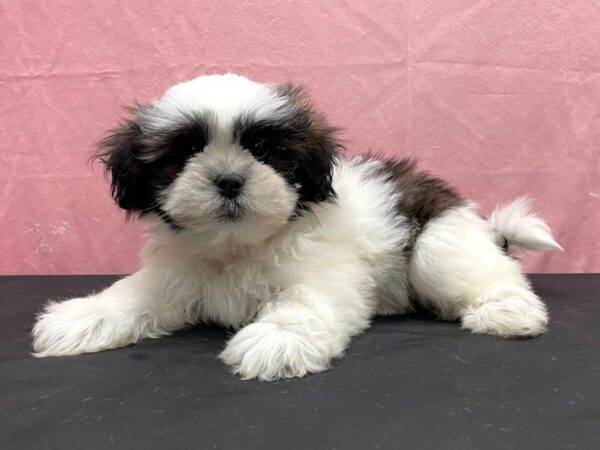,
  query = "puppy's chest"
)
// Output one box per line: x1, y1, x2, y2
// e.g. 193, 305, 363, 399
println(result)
197, 260, 282, 328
